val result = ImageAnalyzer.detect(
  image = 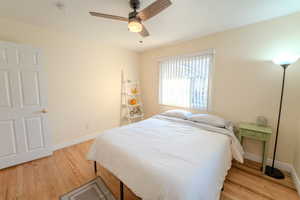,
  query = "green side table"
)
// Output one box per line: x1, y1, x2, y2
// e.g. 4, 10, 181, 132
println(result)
238, 123, 272, 173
